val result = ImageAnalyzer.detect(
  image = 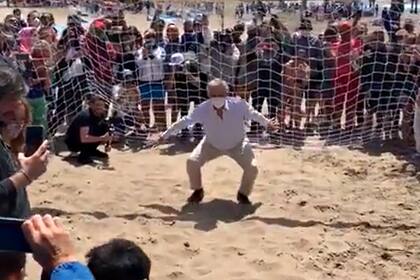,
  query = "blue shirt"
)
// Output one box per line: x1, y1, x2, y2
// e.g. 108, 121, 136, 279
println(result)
51, 262, 94, 280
